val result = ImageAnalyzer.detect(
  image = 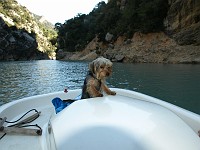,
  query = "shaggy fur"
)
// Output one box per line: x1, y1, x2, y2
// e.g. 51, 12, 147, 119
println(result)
81, 57, 116, 99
